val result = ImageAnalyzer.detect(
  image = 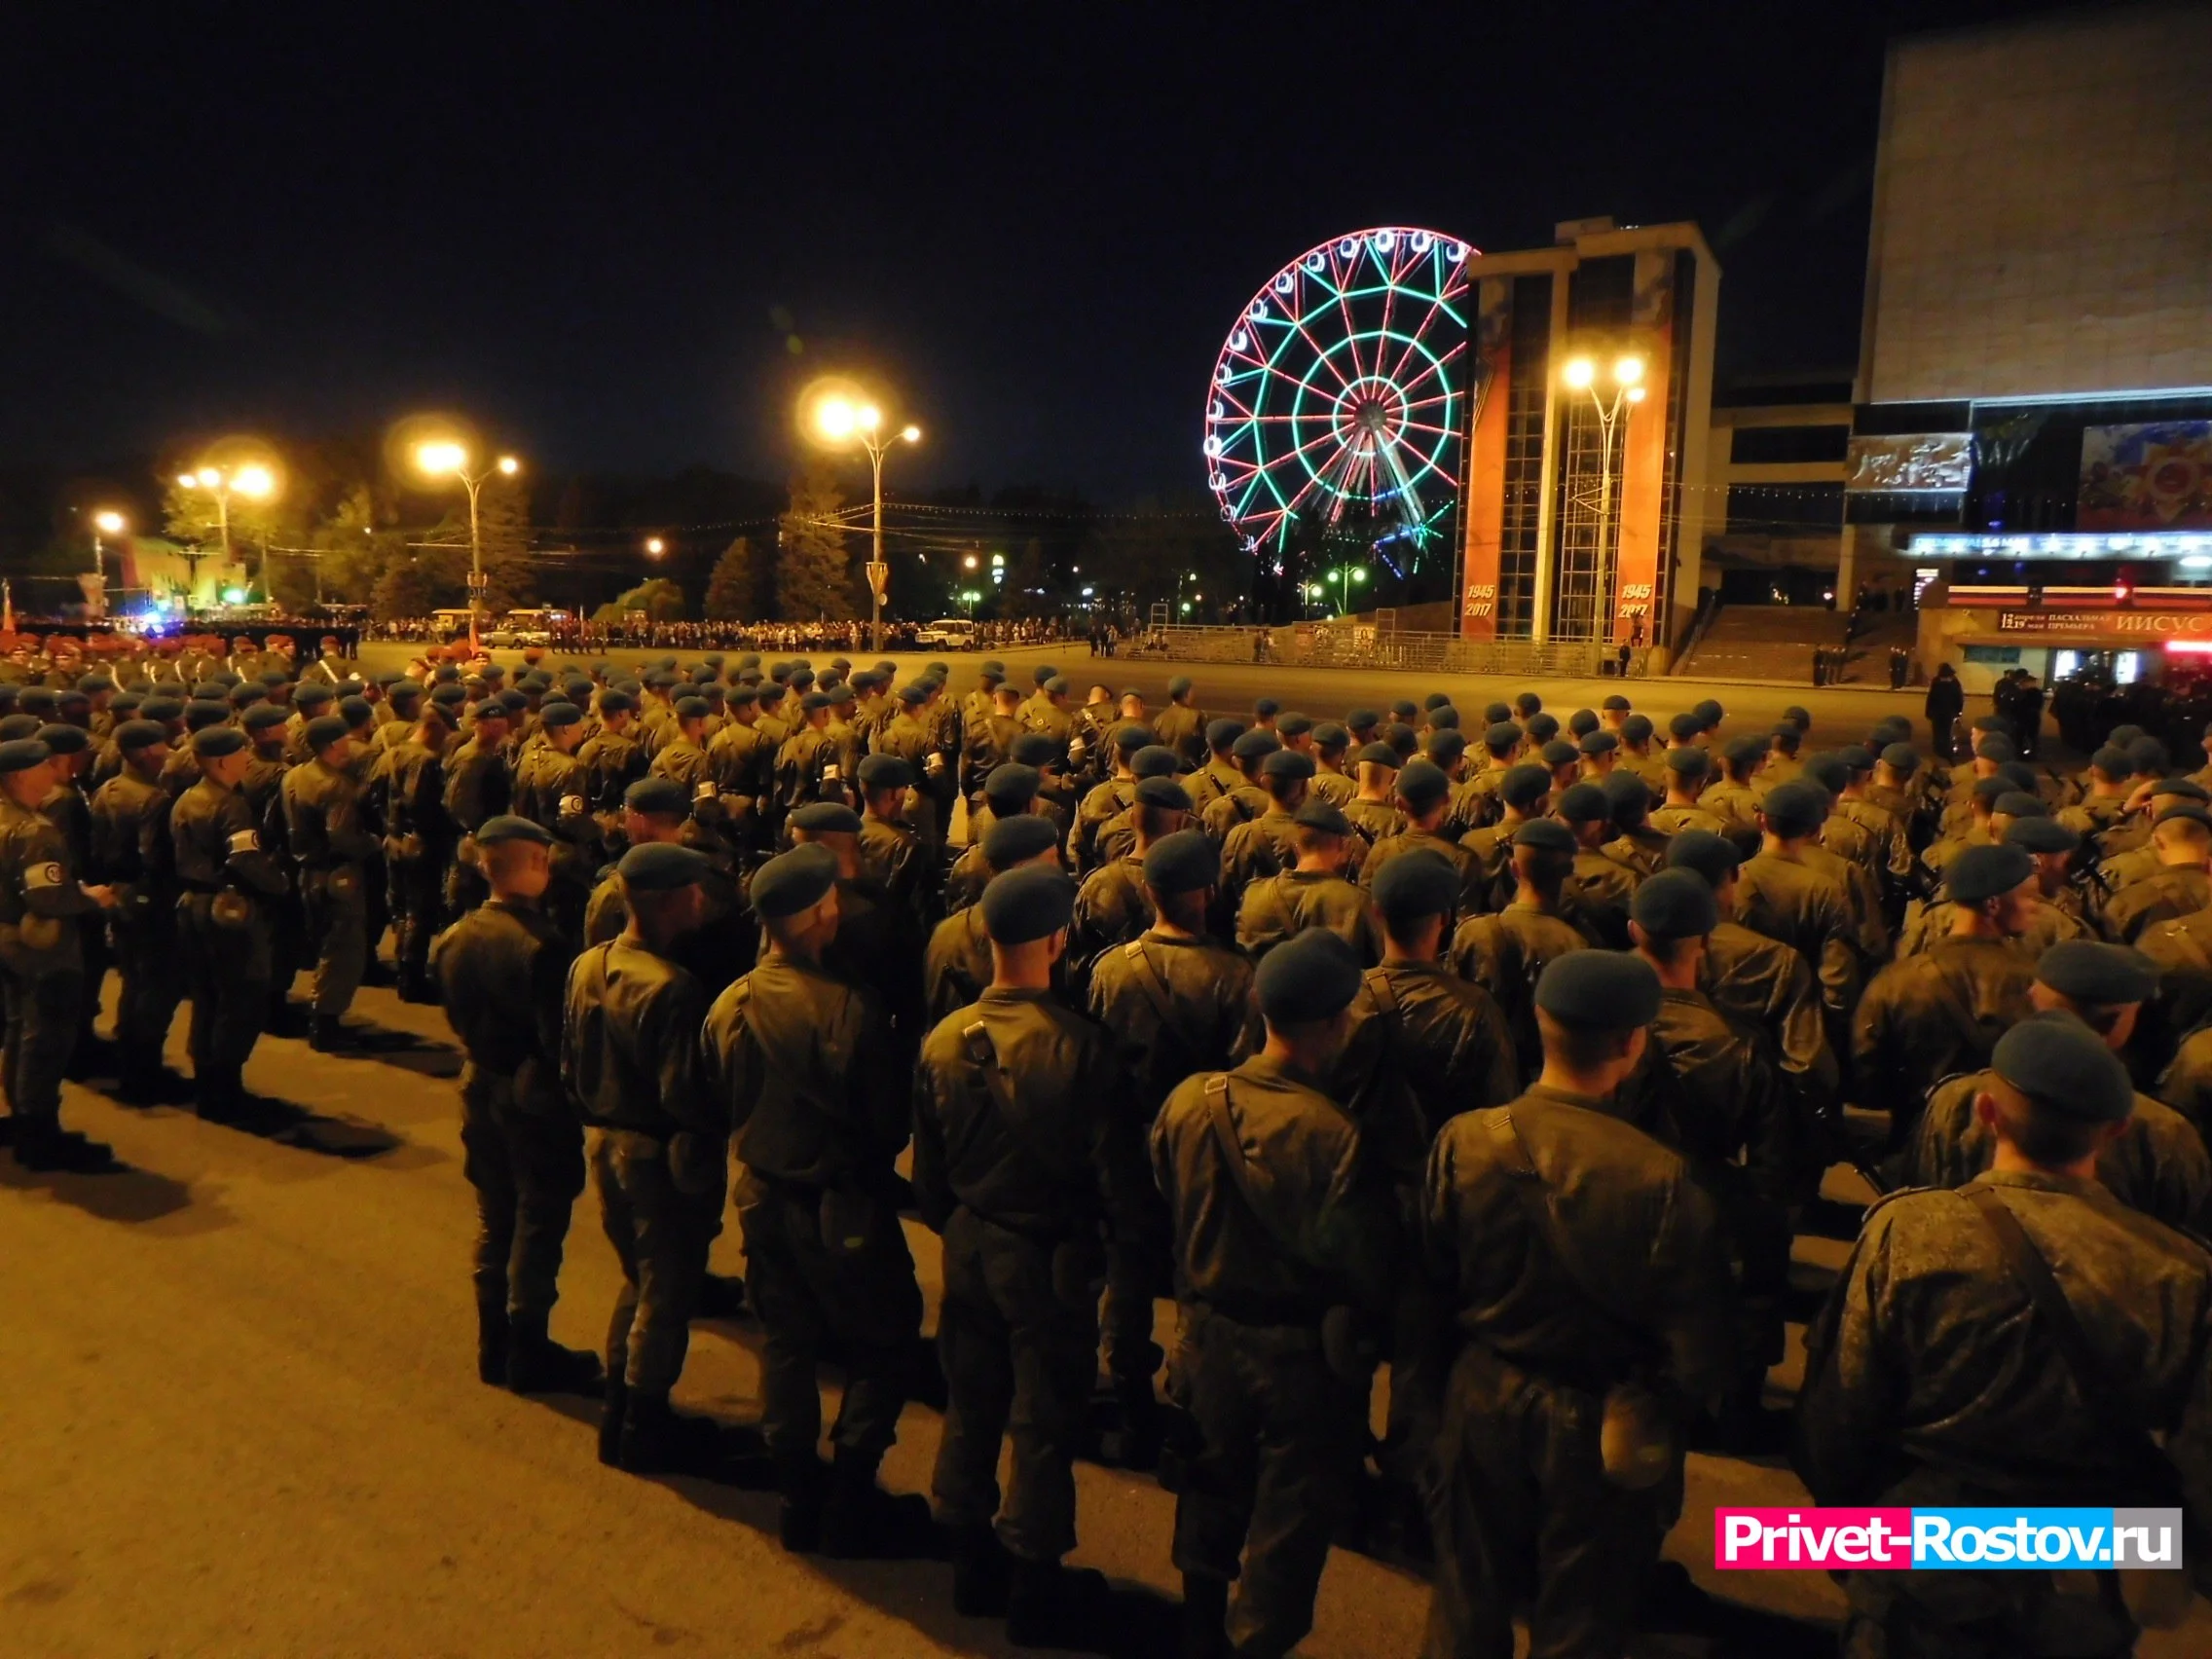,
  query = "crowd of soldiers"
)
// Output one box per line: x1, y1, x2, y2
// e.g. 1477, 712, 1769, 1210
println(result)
5, 637, 2211, 1658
